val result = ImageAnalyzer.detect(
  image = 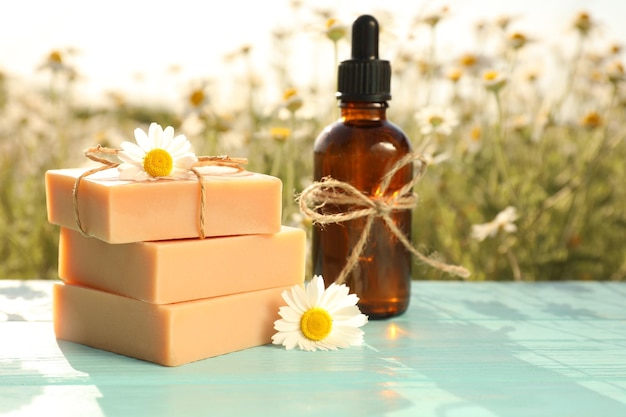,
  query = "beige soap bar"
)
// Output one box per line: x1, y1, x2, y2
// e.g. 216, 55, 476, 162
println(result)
45, 167, 282, 243
54, 283, 288, 366
59, 226, 306, 304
